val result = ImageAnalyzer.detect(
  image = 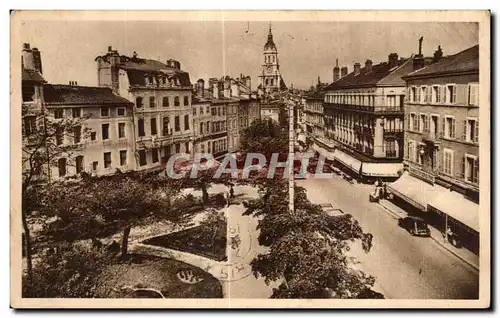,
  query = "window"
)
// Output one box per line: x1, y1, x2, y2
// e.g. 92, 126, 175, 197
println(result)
212, 107, 217, 116
409, 113, 416, 131
193, 107, 197, 116
136, 97, 143, 108
118, 123, 126, 138
119, 150, 127, 166
443, 149, 453, 175
58, 158, 67, 177
102, 123, 110, 140
200, 107, 204, 115
149, 96, 156, 108
101, 107, 109, 117
184, 96, 189, 106
386, 140, 396, 157
163, 96, 169, 107
184, 115, 190, 131
139, 150, 147, 166
446, 85, 456, 104
419, 114, 427, 132
200, 122, 204, 135
72, 108, 82, 118
468, 83, 479, 106
138, 119, 145, 137
92, 161, 98, 171
420, 86, 426, 103
175, 143, 180, 153
73, 125, 81, 143
463, 155, 479, 184
22, 85, 35, 102
185, 142, 190, 153
150, 118, 157, 135
76, 155, 84, 174
417, 144, 424, 165
117, 108, 125, 116
174, 96, 180, 106
162, 77, 167, 85
222, 107, 225, 116
54, 109, 64, 119
175, 116, 180, 131
23, 116, 36, 135
104, 152, 112, 168
387, 95, 396, 107
152, 148, 159, 163
162, 117, 169, 136
463, 119, 479, 143
148, 76, 154, 85
90, 131, 96, 141
56, 127, 63, 145
443, 116, 456, 139
432, 85, 441, 103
